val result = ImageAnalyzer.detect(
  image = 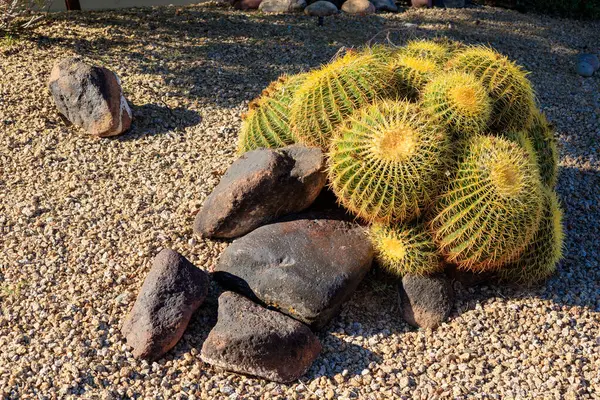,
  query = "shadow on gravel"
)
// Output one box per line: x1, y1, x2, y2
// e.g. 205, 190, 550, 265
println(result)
115, 102, 202, 141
